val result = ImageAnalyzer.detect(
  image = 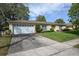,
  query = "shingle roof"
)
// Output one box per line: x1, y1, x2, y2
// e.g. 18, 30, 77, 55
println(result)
8, 20, 72, 26
8, 20, 54, 25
